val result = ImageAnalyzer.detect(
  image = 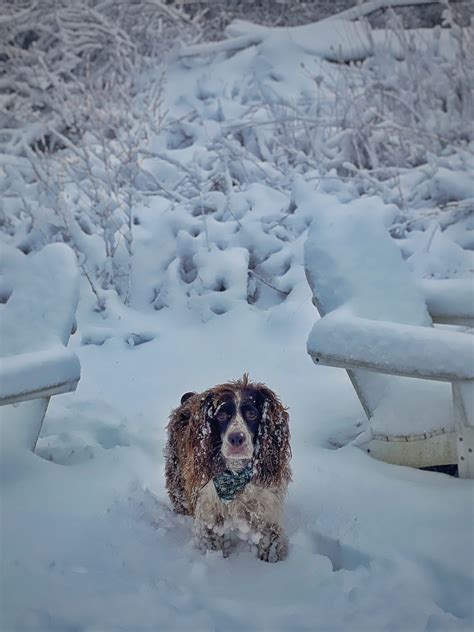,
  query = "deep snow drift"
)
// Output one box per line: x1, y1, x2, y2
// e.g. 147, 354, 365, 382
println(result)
1, 15, 474, 632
